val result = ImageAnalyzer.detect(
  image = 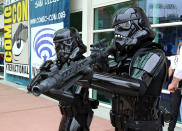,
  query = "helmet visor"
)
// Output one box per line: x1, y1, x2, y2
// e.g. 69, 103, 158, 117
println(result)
118, 21, 131, 30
